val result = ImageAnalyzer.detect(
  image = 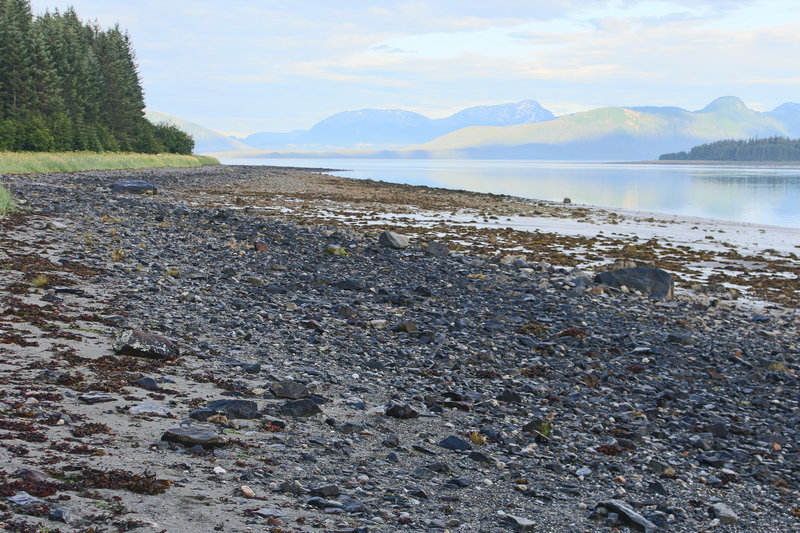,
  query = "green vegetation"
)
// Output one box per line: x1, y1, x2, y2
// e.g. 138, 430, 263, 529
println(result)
660, 137, 800, 161
0, 0, 193, 154
0, 151, 219, 174
0, 183, 16, 214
